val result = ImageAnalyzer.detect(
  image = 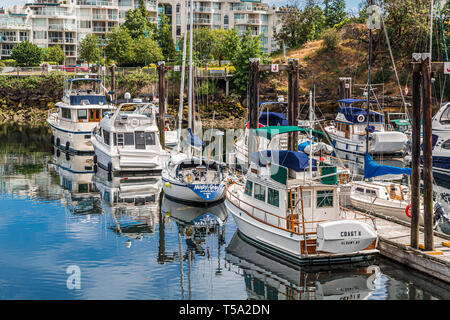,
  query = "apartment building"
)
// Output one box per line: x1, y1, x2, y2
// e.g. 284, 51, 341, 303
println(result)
0, 0, 282, 64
